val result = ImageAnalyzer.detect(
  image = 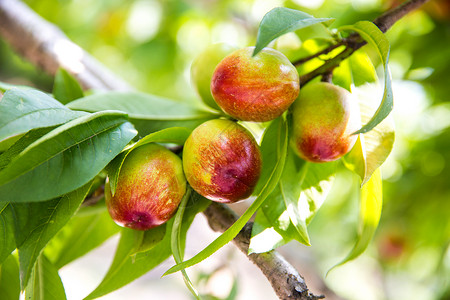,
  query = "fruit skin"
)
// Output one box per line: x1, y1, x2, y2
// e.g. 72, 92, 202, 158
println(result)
105, 143, 186, 230
191, 43, 238, 110
211, 47, 300, 122
290, 82, 360, 163
183, 119, 262, 203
